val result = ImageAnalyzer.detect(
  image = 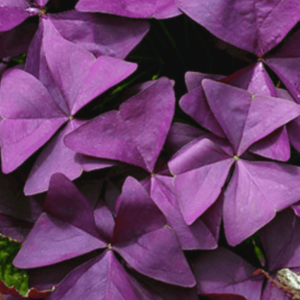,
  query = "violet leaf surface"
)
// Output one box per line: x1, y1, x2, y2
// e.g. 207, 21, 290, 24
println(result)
75, 0, 181, 19
191, 247, 263, 300
0, 23, 137, 195
65, 77, 175, 173
176, 0, 300, 56
112, 176, 196, 287
0, 0, 30, 32
149, 174, 220, 250
170, 79, 300, 244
